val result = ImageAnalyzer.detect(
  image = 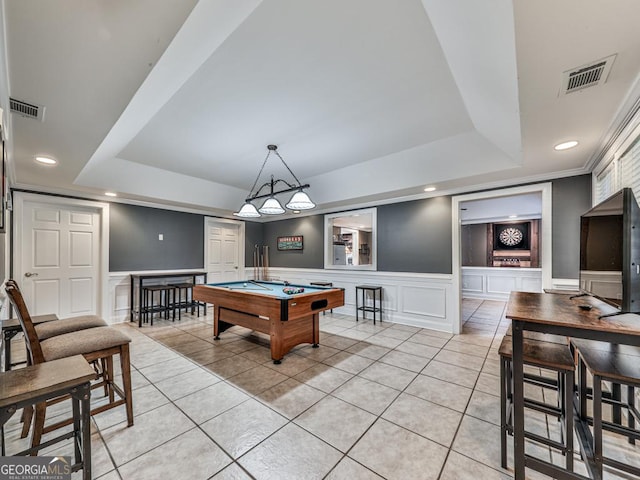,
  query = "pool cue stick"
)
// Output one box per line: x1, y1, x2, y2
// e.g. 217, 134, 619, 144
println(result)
265, 245, 269, 280
253, 245, 258, 280
260, 246, 264, 280
248, 280, 273, 291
